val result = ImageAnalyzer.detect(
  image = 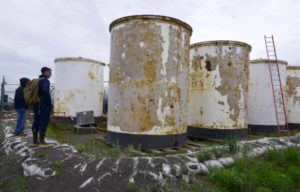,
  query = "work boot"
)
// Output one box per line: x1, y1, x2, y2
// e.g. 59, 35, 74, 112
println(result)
39, 131, 48, 146
32, 130, 39, 146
